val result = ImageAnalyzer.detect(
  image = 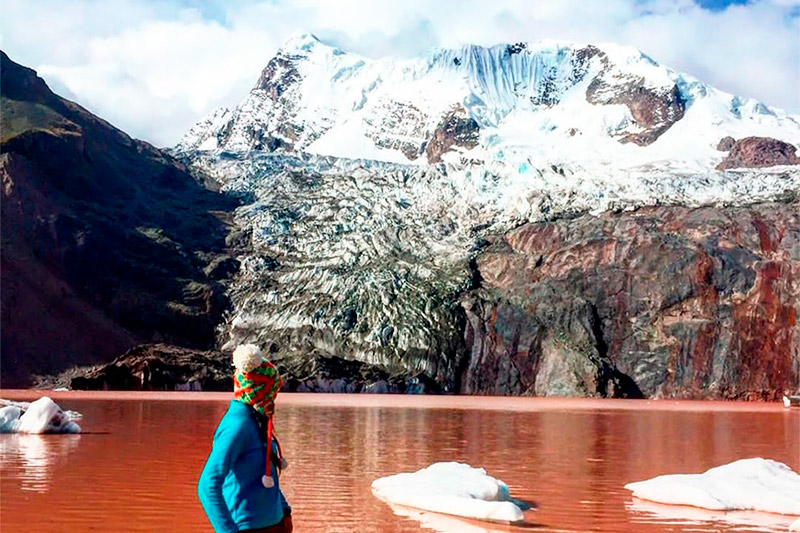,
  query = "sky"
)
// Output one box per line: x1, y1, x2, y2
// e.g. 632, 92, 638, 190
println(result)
1, 0, 798, 147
